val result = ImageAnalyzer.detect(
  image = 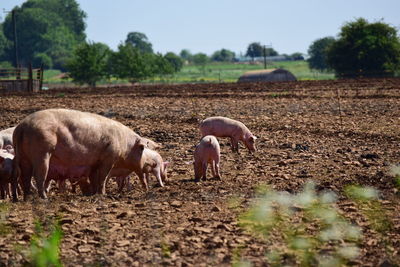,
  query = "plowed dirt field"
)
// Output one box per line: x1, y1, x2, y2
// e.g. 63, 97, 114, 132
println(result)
0, 78, 399, 266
